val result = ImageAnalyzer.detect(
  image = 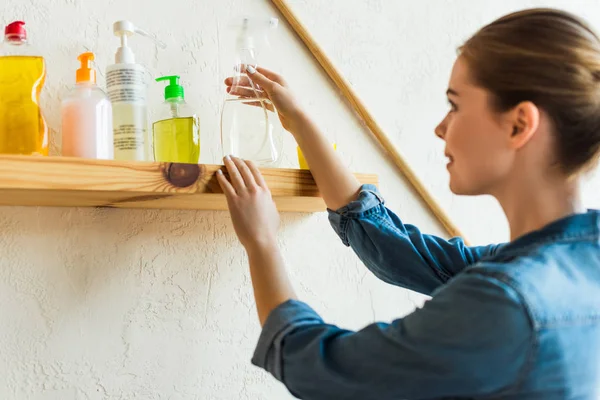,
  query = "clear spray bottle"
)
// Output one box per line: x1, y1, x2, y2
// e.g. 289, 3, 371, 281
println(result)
220, 17, 283, 167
